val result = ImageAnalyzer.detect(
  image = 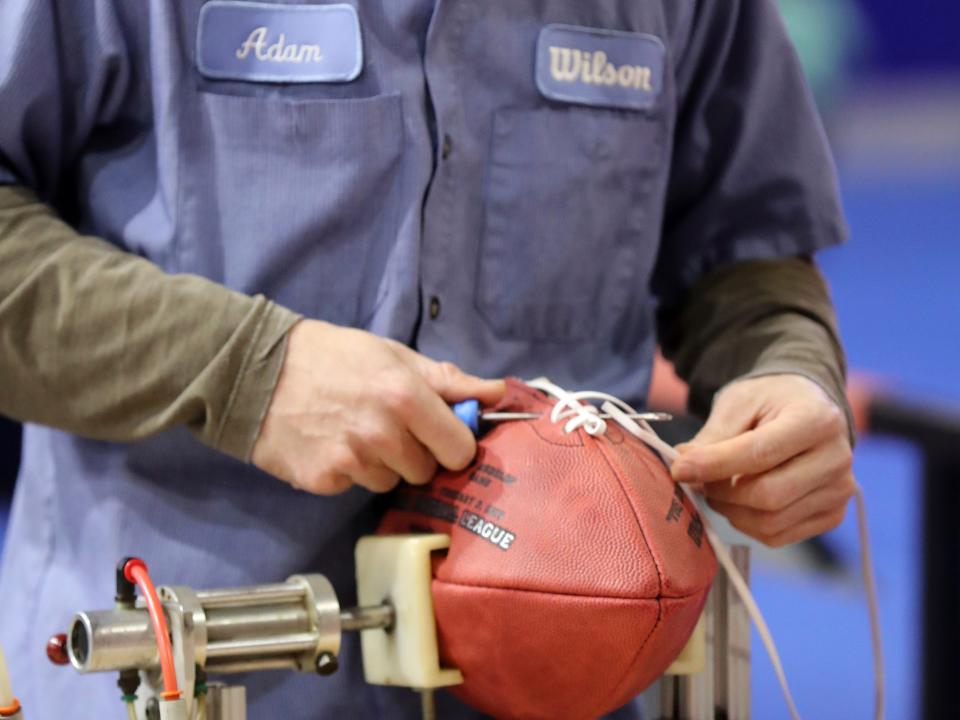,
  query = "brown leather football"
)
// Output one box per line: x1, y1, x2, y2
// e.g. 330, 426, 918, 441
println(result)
378, 379, 716, 719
